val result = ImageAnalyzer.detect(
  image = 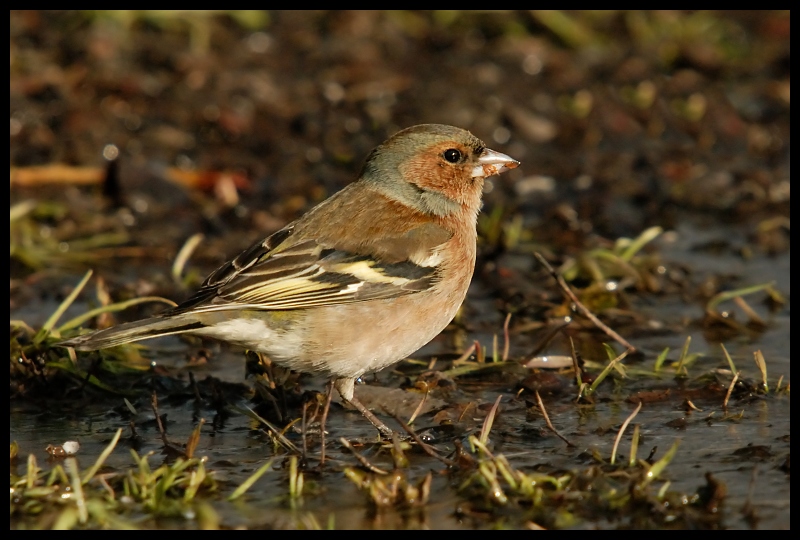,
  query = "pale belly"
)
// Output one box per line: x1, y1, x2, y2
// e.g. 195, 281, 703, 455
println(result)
194, 288, 465, 379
